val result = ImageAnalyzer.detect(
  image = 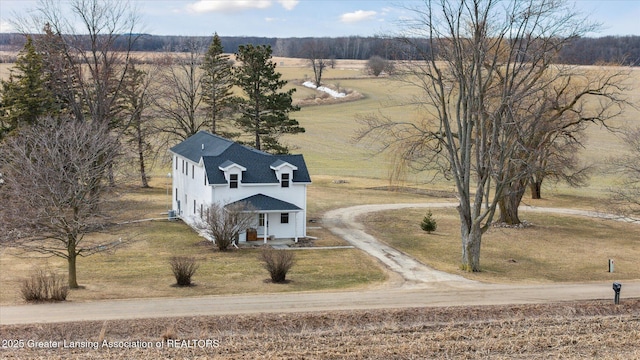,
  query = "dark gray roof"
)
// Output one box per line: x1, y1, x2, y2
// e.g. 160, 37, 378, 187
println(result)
171, 131, 311, 185
169, 131, 234, 163
227, 194, 302, 211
